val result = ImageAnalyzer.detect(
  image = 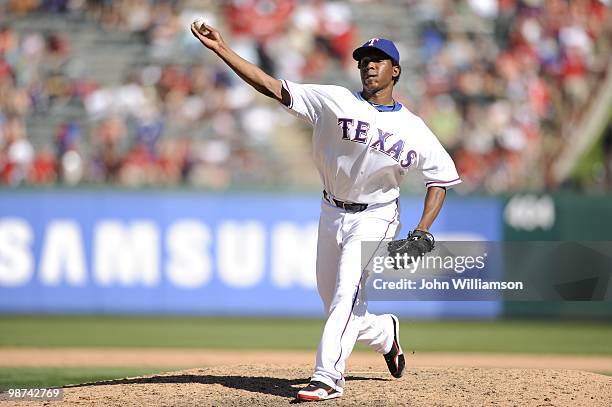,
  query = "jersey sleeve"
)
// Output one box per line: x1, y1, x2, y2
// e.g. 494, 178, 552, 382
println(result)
416, 119, 462, 189
279, 79, 329, 126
